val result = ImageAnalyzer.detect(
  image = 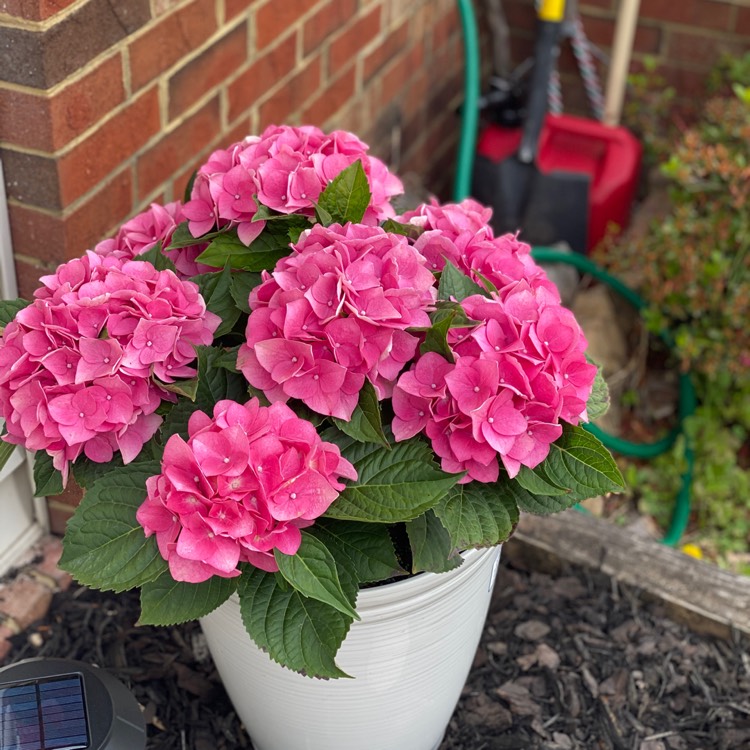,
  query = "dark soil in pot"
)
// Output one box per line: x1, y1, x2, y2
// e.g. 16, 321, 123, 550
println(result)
2, 558, 747, 750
